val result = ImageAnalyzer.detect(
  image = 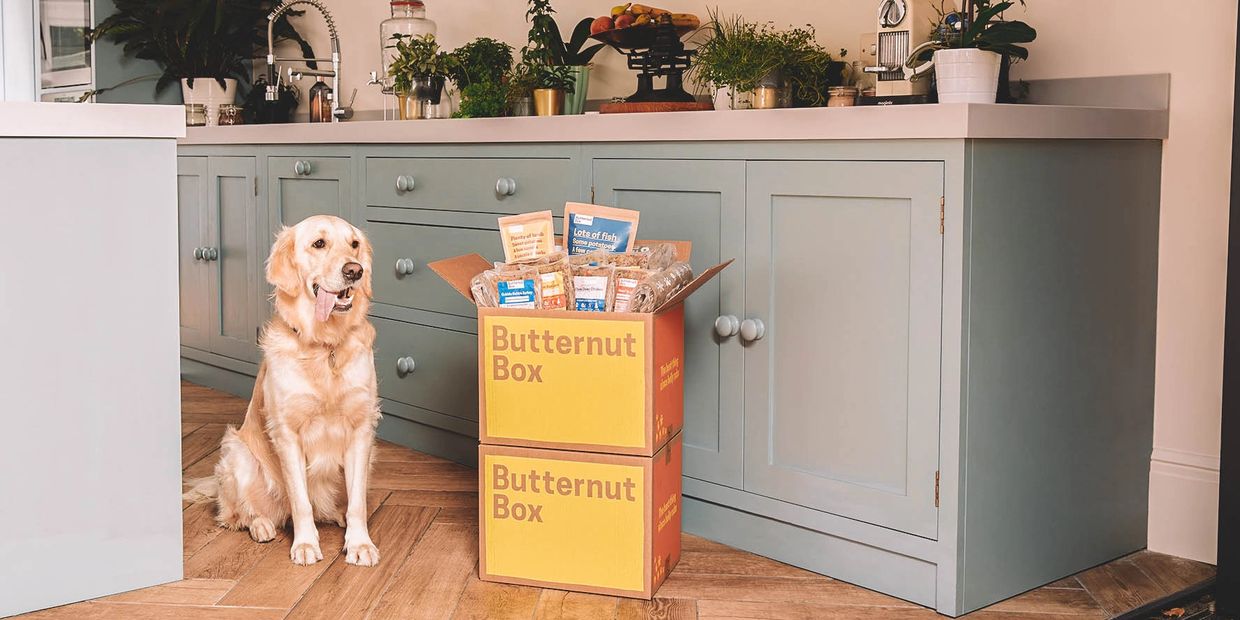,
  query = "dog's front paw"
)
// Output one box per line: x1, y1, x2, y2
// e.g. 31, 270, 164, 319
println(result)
290, 540, 323, 565
345, 540, 380, 567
